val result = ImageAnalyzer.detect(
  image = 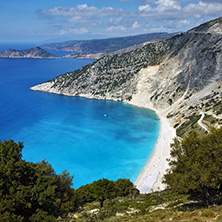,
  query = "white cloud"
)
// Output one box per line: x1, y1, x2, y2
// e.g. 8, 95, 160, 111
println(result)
38, 1, 222, 38
58, 27, 88, 36
156, 0, 182, 11
139, 0, 182, 13
183, 1, 222, 18
138, 0, 222, 19
68, 16, 82, 23
70, 27, 88, 34
132, 21, 140, 29
138, 4, 152, 11
41, 4, 122, 18
110, 17, 123, 24
107, 25, 127, 32
150, 26, 171, 32
178, 19, 190, 26
58, 29, 68, 36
